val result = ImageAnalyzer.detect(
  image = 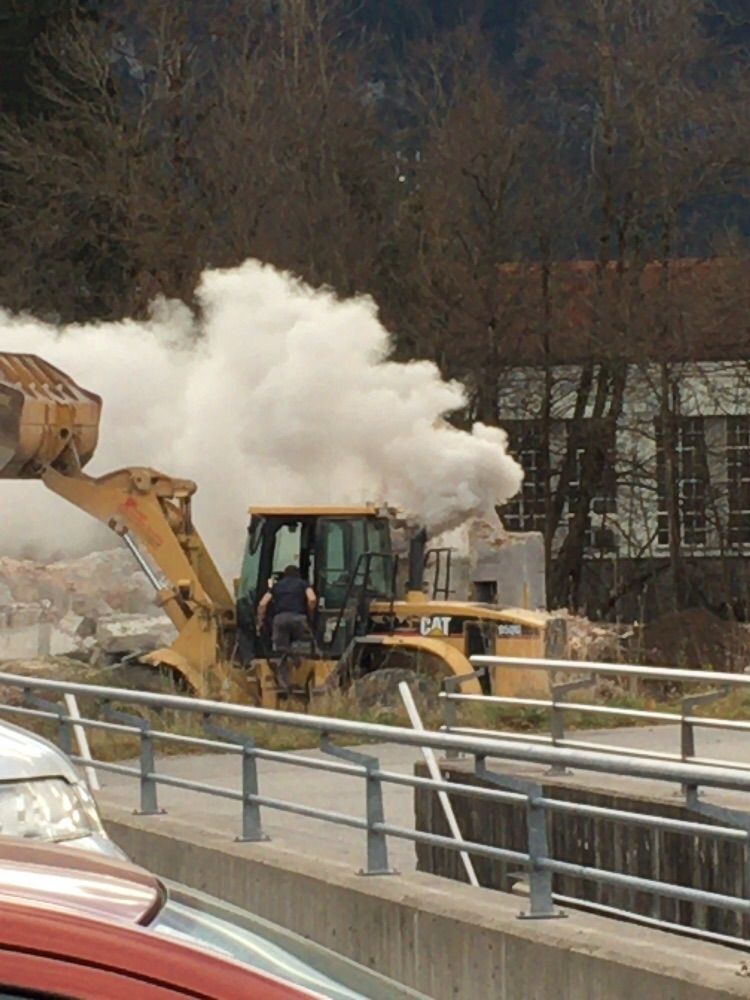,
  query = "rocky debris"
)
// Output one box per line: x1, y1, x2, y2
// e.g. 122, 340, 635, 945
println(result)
632, 607, 750, 672
530, 606, 750, 672
0, 549, 156, 616
0, 602, 82, 661
0, 549, 173, 665
554, 610, 632, 662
